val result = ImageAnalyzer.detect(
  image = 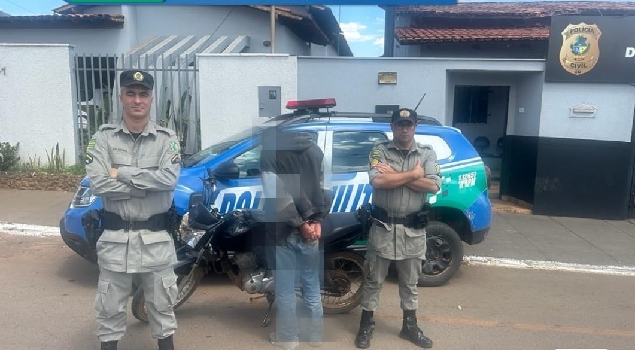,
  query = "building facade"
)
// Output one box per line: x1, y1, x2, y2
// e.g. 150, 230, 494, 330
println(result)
376, 2, 635, 220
